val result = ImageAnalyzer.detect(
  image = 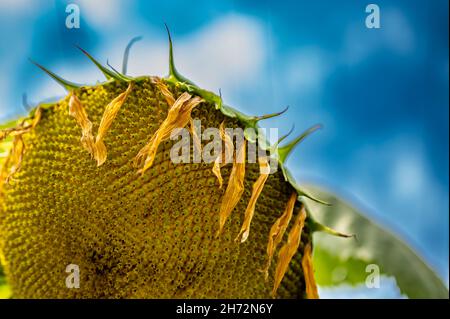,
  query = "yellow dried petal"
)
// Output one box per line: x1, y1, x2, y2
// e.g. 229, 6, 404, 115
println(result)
154, 78, 175, 106
135, 92, 203, 174
272, 204, 306, 298
5, 135, 25, 183
0, 127, 27, 141
302, 242, 319, 299
0, 107, 42, 141
211, 122, 233, 188
0, 131, 8, 141
220, 121, 234, 163
190, 118, 201, 157
68, 93, 95, 156
260, 191, 297, 280
216, 140, 246, 237
30, 107, 43, 129
212, 155, 223, 188
94, 82, 134, 166
235, 157, 270, 243
1, 108, 42, 193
